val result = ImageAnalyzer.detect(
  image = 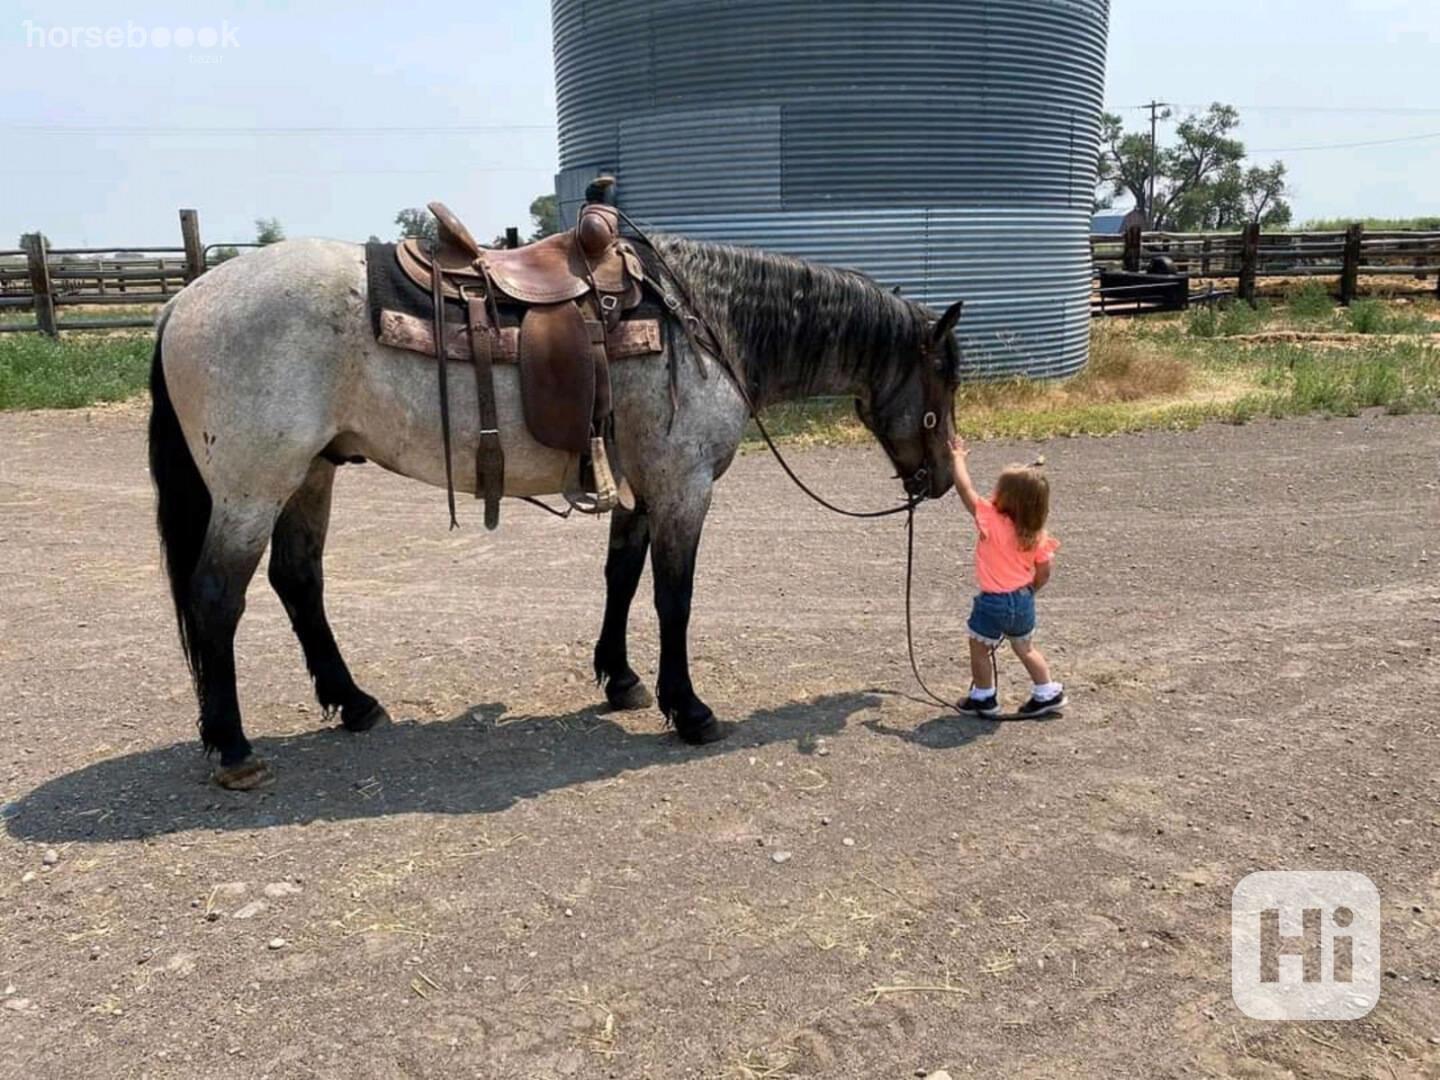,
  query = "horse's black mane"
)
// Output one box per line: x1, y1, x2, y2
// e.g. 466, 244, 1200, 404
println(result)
651, 235, 945, 405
